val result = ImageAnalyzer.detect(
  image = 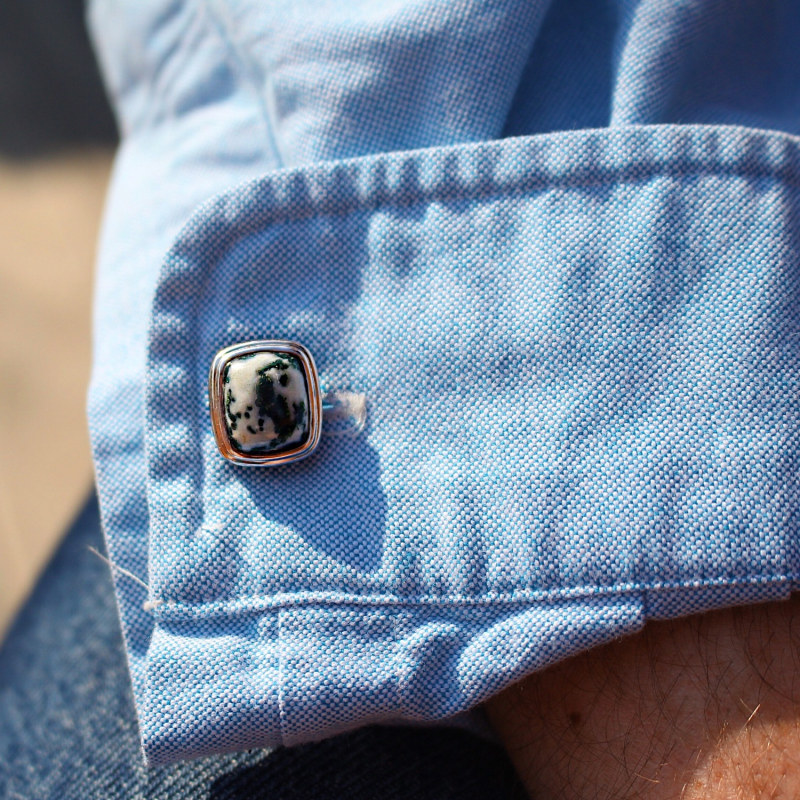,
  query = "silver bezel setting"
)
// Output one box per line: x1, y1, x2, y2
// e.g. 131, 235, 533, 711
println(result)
209, 340, 323, 466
